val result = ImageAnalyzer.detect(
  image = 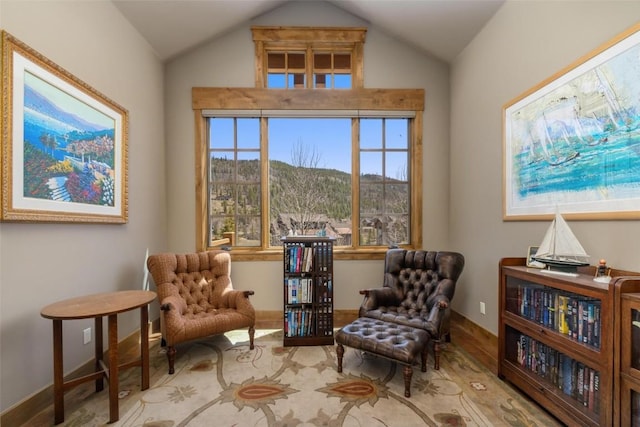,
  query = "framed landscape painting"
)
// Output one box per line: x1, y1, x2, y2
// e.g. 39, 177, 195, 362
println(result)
503, 23, 640, 220
1, 31, 128, 223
